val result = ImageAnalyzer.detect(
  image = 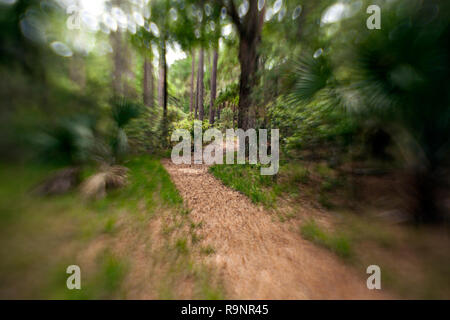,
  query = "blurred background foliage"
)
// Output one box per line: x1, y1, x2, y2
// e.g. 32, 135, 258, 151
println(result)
0, 0, 449, 222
